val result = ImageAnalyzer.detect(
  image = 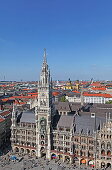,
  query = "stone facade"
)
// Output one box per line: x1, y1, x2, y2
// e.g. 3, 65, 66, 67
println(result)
96, 118, 112, 168
0, 110, 11, 152
11, 50, 112, 169
35, 49, 52, 159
